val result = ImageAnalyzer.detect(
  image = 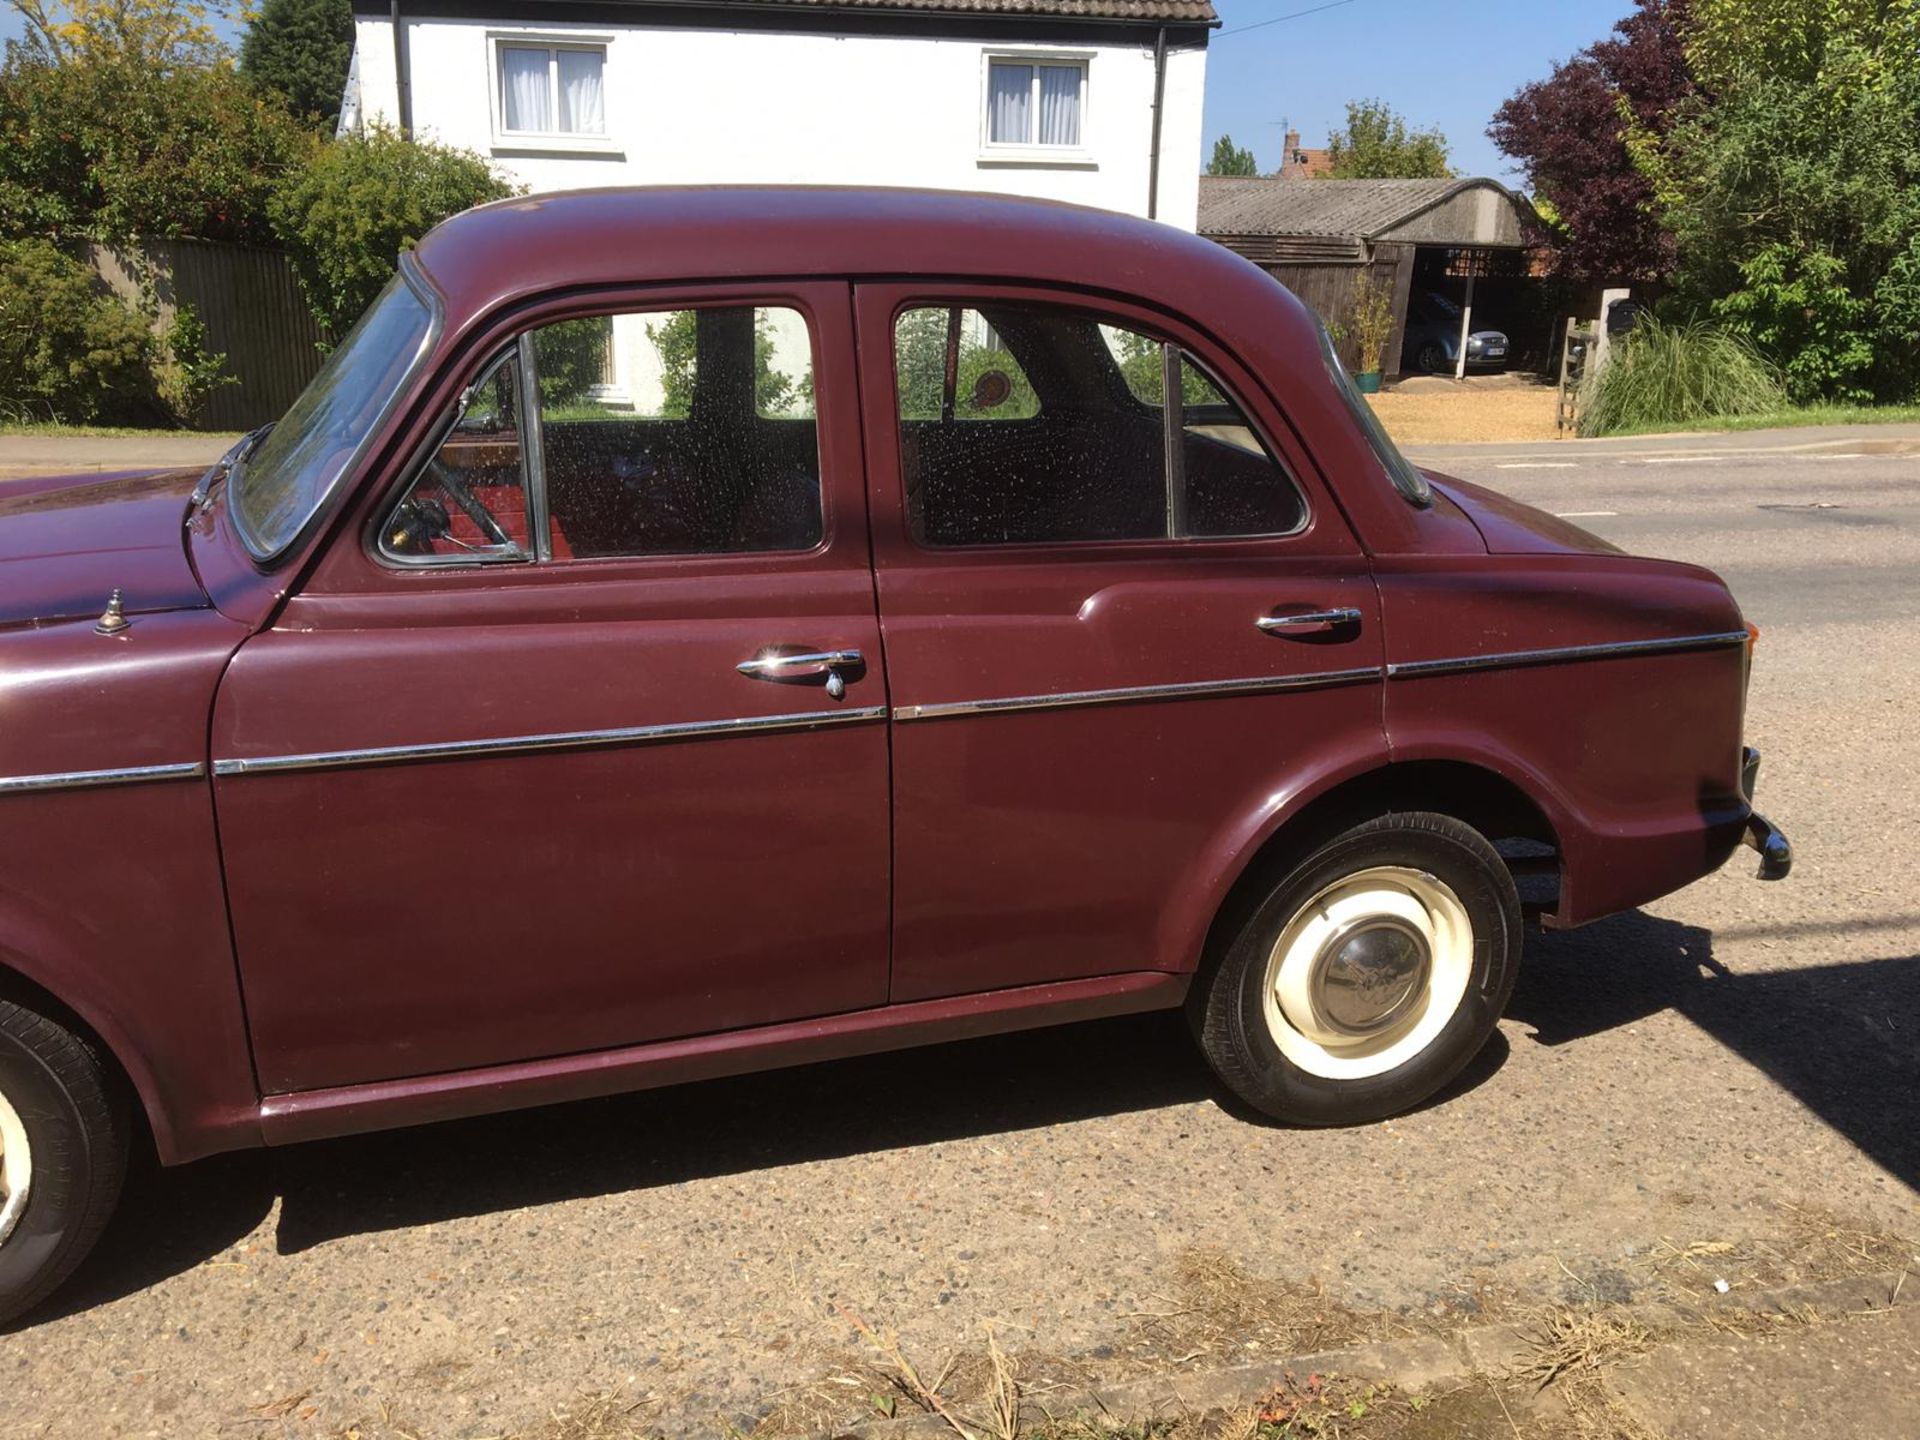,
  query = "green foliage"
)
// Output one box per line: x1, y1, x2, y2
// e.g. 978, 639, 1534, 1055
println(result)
239, 0, 353, 127
1323, 99, 1452, 179
644, 309, 800, 419
267, 124, 512, 334
1578, 318, 1787, 436
532, 315, 612, 409
1206, 133, 1258, 176
152, 302, 234, 423
1106, 325, 1216, 407
1685, 0, 1920, 94
1342, 272, 1396, 375
893, 308, 1039, 421
0, 238, 156, 423
0, 48, 309, 246
1654, 3, 1920, 403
